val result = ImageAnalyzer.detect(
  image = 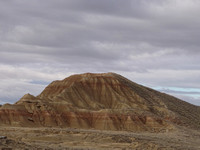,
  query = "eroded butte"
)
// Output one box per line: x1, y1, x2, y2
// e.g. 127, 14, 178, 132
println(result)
0, 73, 200, 149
